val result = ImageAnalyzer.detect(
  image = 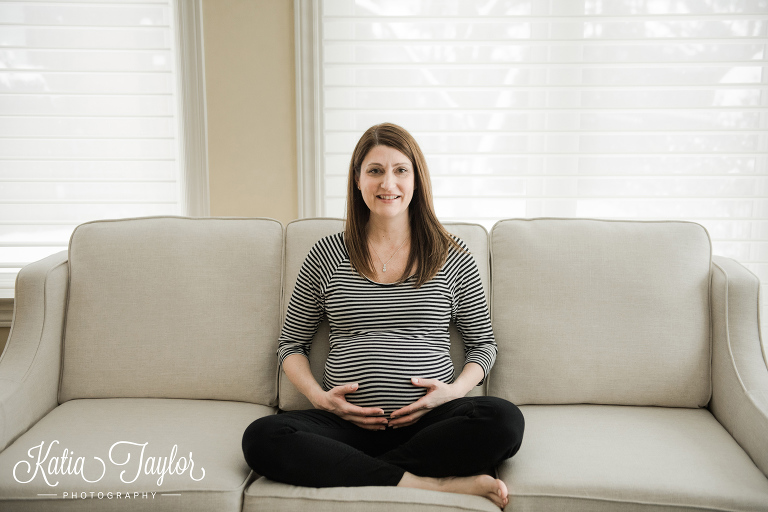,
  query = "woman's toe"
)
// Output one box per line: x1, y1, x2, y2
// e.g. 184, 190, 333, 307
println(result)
497, 478, 508, 499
